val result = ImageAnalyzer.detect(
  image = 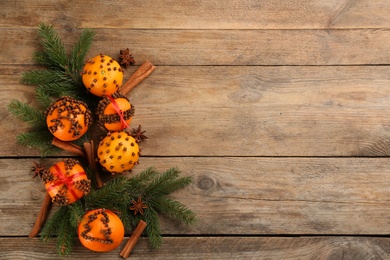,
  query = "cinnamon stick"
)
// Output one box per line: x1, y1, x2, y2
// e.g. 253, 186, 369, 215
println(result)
120, 60, 155, 95
52, 137, 85, 157
83, 140, 103, 188
29, 192, 52, 237
120, 220, 147, 258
